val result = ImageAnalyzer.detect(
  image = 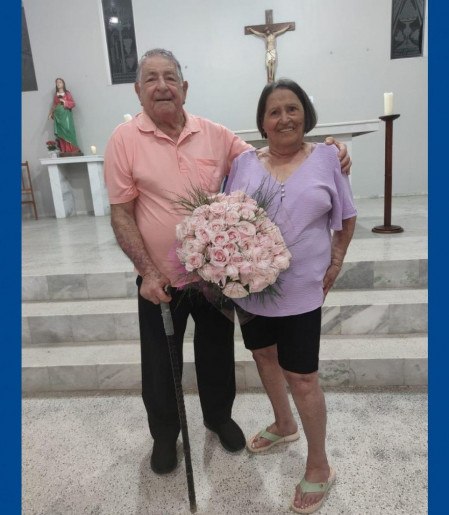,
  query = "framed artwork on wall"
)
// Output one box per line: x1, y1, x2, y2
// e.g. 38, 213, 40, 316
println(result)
101, 0, 138, 84
22, 6, 37, 92
391, 0, 426, 59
